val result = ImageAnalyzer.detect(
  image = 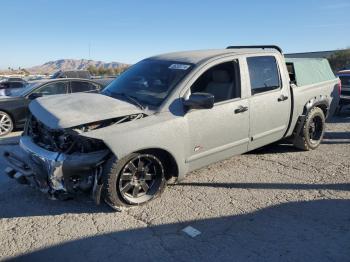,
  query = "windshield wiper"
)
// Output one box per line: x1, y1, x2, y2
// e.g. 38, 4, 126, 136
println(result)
111, 92, 145, 110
